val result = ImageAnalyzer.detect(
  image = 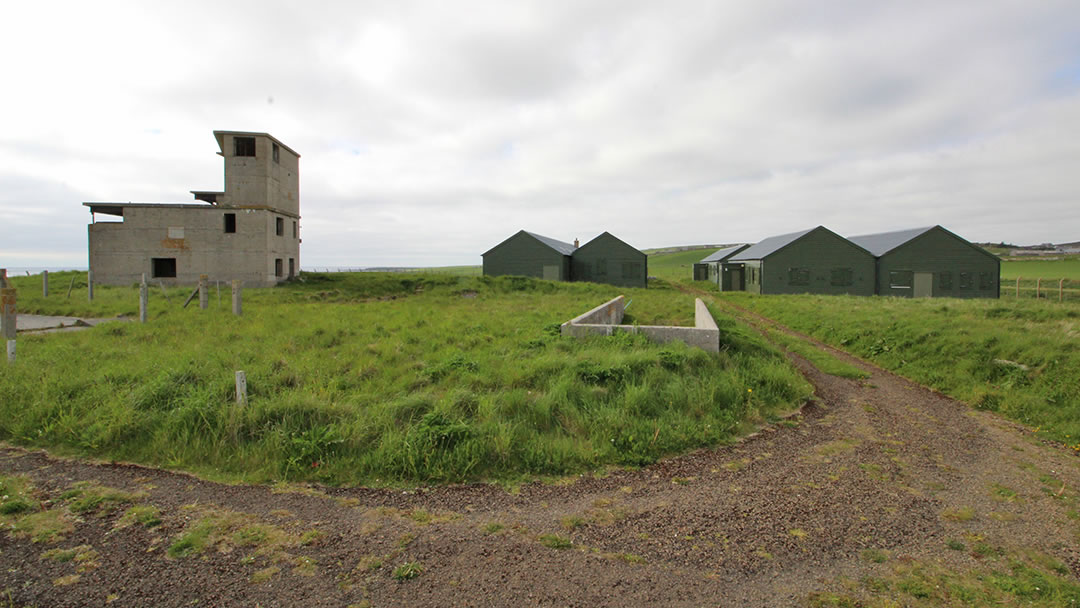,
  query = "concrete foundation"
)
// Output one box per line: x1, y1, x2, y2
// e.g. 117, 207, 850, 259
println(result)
561, 295, 720, 352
